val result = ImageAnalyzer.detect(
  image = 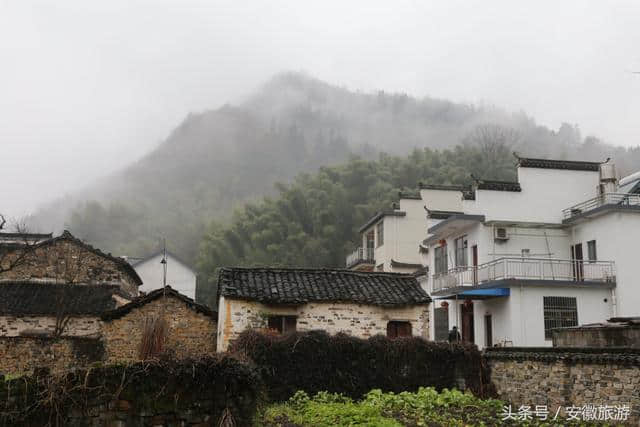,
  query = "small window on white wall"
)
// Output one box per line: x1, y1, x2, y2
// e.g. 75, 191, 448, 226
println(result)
543, 296, 578, 339
587, 240, 597, 262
